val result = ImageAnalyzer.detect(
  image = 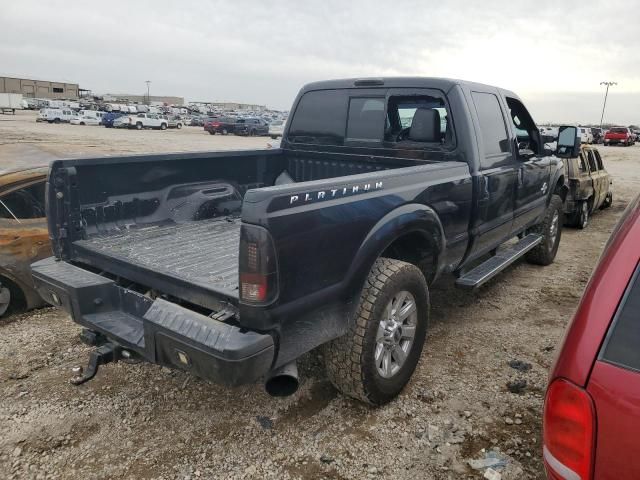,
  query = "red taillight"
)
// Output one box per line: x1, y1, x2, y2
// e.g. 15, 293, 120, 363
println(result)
543, 378, 595, 480
212, 122, 221, 127
239, 225, 278, 305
